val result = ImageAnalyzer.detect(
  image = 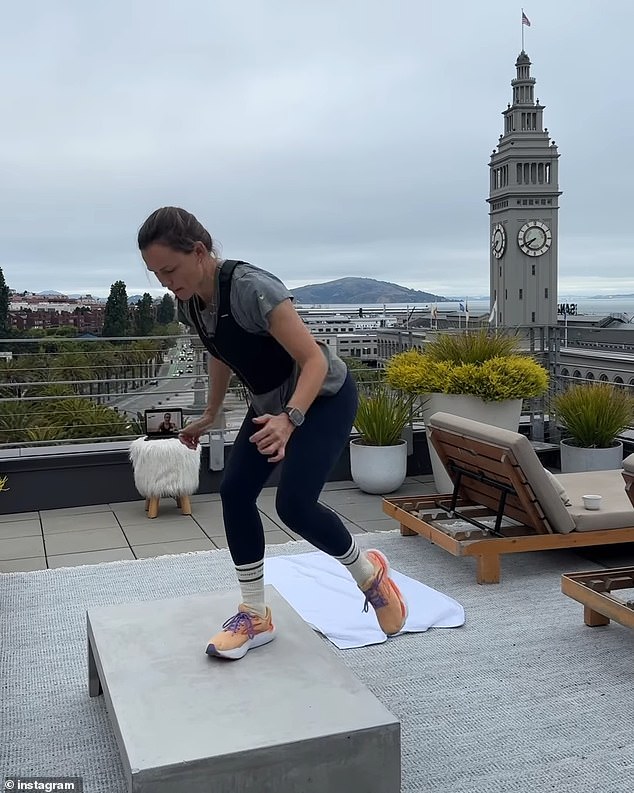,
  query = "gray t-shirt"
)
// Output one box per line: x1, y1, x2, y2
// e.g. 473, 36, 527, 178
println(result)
177, 260, 348, 416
